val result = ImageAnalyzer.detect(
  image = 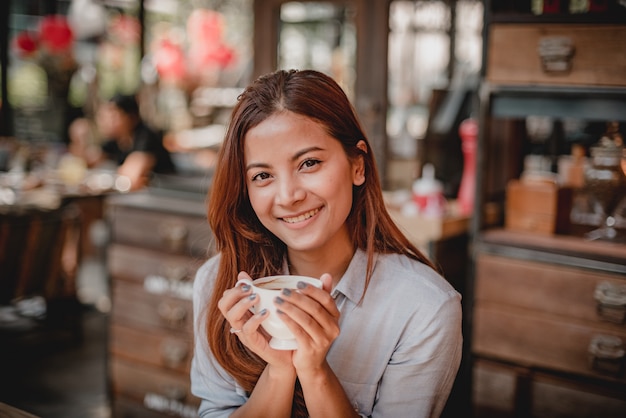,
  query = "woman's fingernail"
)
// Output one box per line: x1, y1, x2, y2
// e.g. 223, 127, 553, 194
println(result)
297, 281, 307, 289
282, 288, 292, 296
248, 293, 257, 300
275, 296, 284, 305
241, 284, 251, 292
259, 308, 267, 315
